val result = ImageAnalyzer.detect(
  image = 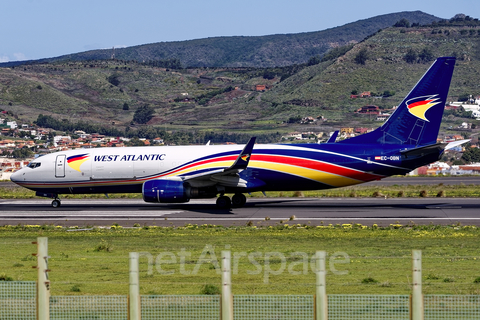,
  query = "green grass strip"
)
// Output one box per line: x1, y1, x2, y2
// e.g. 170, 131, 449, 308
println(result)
1, 224, 480, 296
